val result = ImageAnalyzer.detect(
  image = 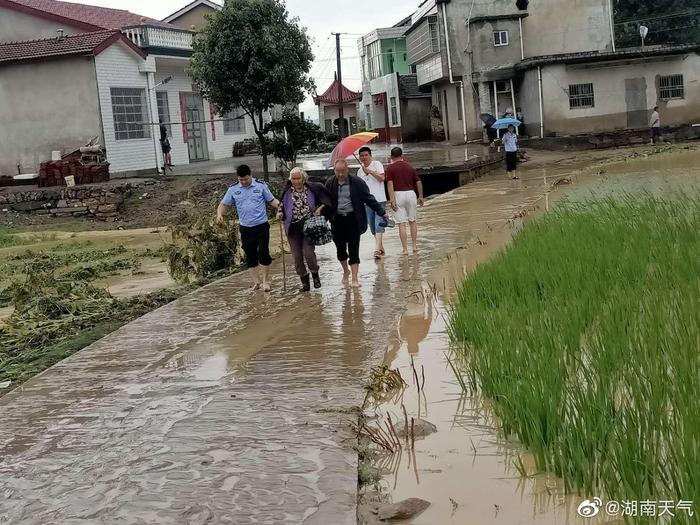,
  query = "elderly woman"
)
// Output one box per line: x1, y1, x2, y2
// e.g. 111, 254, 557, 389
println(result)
279, 168, 333, 292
